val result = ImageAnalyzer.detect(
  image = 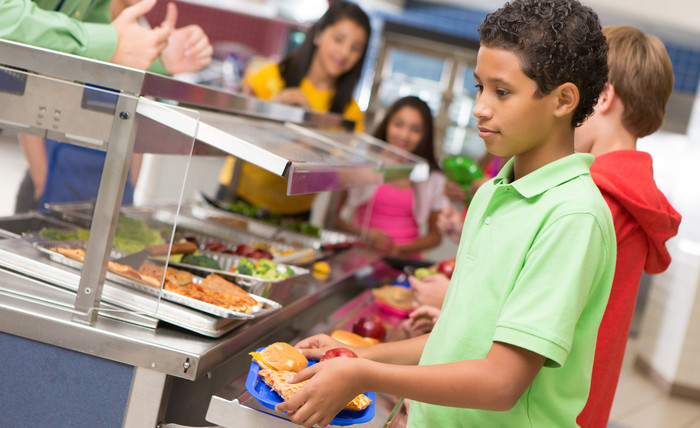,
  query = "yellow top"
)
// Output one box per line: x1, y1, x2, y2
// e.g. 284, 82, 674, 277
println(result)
218, 63, 365, 215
